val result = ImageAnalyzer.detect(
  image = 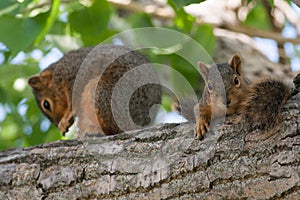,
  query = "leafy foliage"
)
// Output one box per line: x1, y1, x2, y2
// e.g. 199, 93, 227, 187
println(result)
69, 0, 114, 45
0, 13, 48, 56
0, 0, 288, 150
243, 2, 271, 30
0, 0, 214, 151
168, 0, 206, 10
